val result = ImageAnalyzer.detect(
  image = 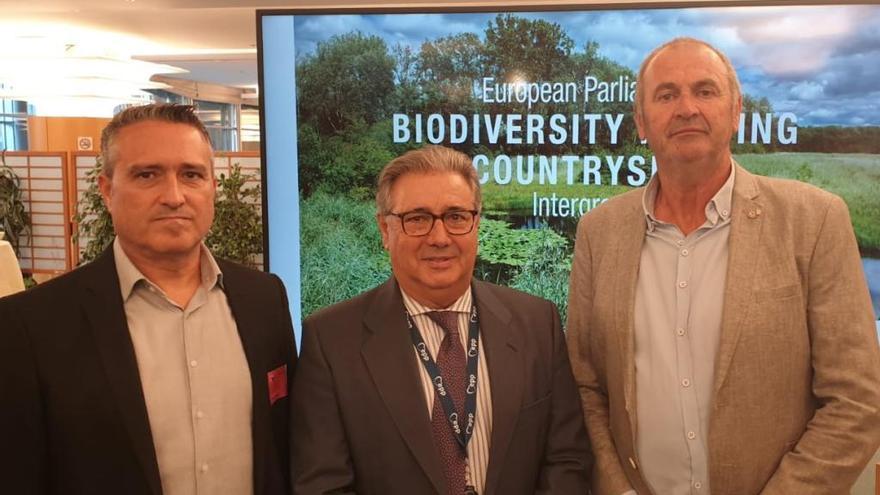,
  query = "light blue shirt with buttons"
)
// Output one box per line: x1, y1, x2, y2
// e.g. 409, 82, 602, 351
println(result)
622, 166, 735, 495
